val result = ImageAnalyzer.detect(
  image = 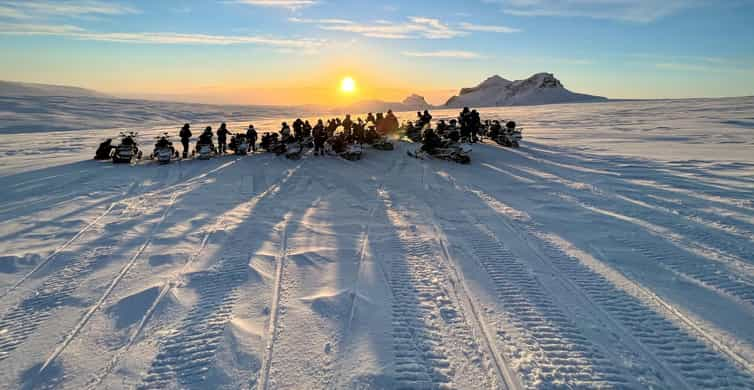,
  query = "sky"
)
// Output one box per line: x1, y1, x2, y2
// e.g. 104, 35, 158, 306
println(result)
0, 0, 753, 106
